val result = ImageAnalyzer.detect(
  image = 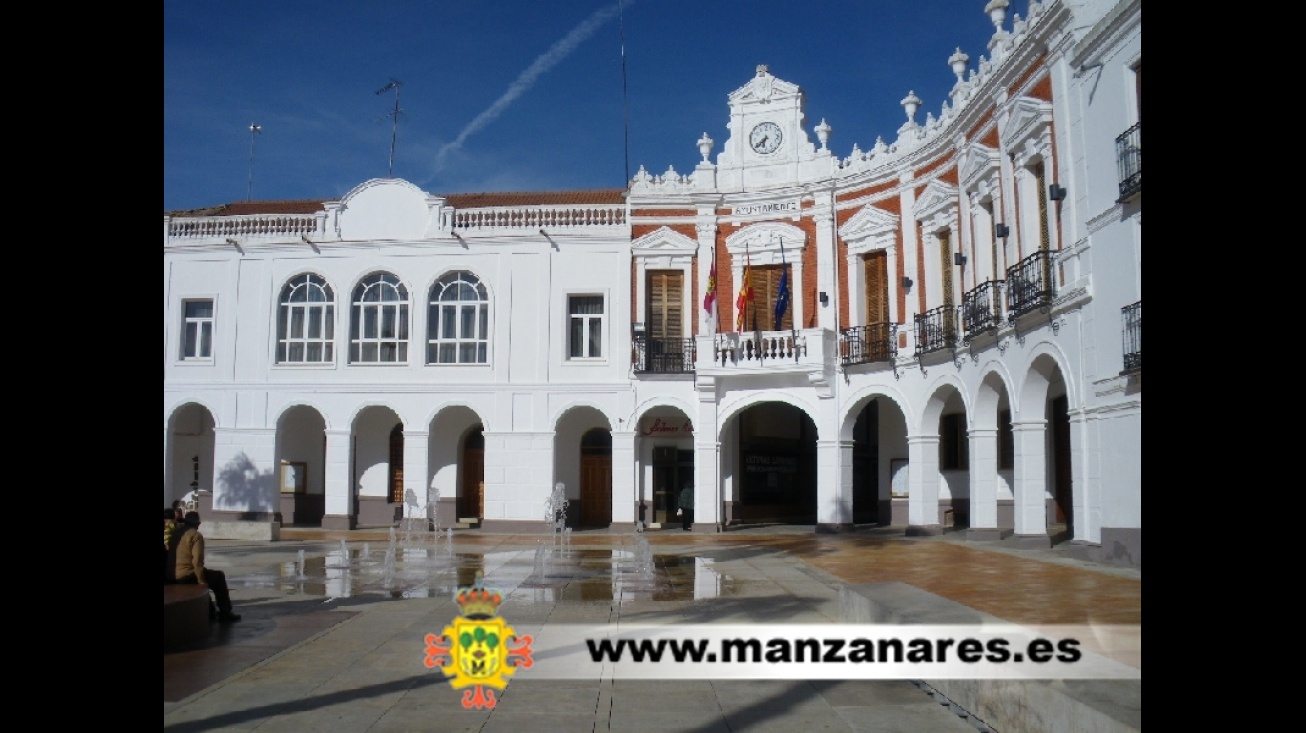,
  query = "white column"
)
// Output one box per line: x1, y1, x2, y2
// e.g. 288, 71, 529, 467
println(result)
1012, 420, 1048, 537
1069, 410, 1097, 543
816, 439, 854, 529
813, 204, 838, 331
907, 434, 940, 529
403, 430, 429, 520
611, 430, 637, 527
968, 427, 999, 531
211, 427, 277, 515
696, 218, 718, 334
694, 381, 722, 531
323, 429, 354, 528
